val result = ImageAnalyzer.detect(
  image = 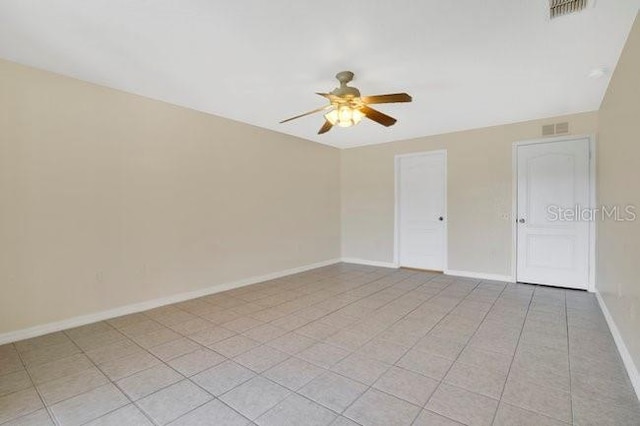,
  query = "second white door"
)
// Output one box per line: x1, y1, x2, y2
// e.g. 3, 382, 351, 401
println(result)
516, 138, 591, 289
397, 151, 446, 271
